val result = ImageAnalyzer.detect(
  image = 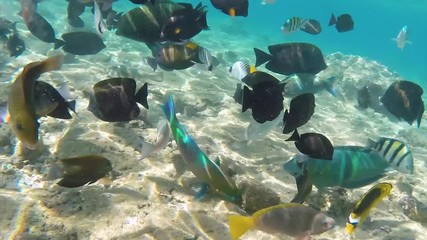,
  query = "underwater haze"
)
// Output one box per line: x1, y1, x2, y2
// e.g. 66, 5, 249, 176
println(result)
1, 0, 427, 240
